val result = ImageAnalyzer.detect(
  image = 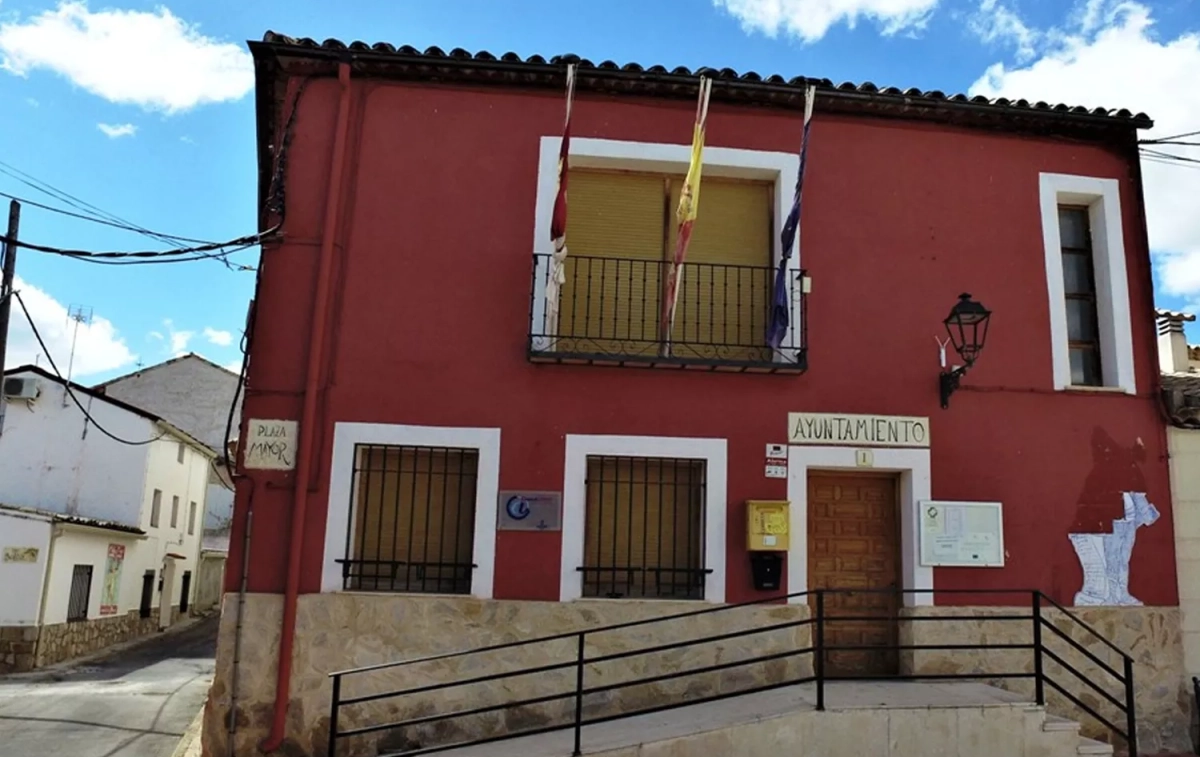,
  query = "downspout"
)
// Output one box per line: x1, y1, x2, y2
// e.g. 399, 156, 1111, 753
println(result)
32, 521, 62, 665
260, 59, 353, 754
